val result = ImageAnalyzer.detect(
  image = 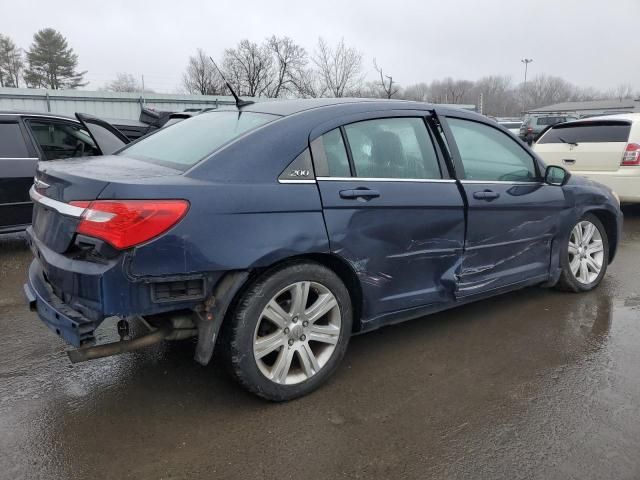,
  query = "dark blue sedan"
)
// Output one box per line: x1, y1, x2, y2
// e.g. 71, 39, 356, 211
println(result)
24, 99, 623, 400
